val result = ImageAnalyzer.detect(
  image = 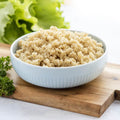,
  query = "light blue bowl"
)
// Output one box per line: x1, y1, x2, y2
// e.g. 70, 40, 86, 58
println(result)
10, 31, 107, 88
